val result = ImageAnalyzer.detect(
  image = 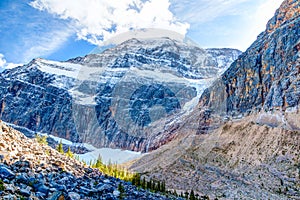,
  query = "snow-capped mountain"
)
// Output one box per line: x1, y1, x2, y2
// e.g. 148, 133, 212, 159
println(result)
0, 37, 241, 151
